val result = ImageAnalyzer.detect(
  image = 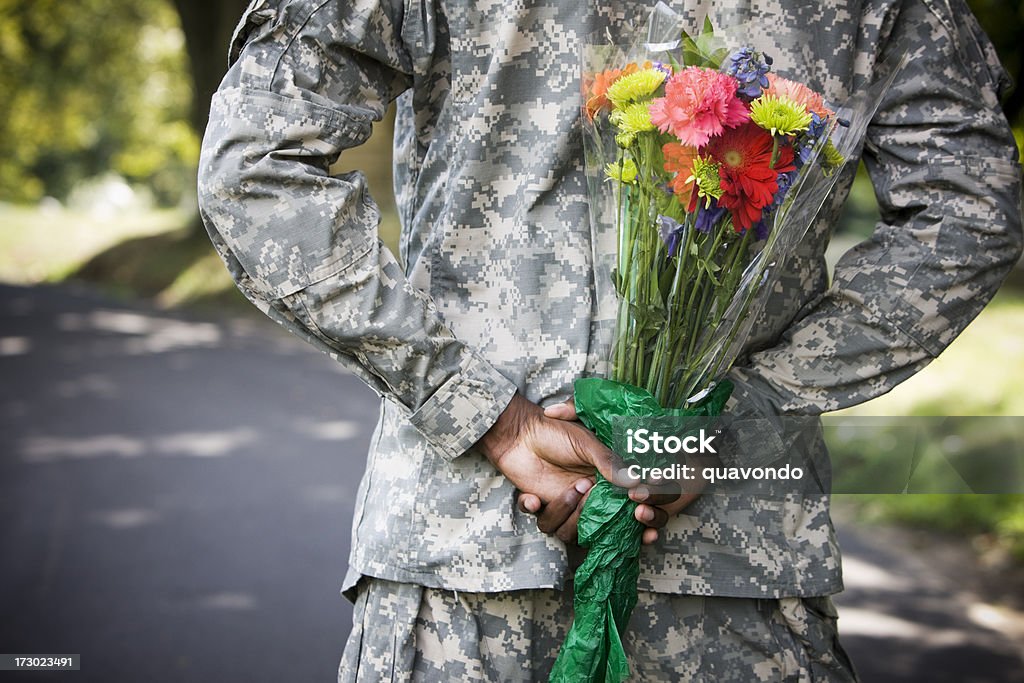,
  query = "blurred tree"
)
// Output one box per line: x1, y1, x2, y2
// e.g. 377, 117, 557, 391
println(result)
168, 0, 248, 136
967, 0, 1024, 129
0, 0, 197, 204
